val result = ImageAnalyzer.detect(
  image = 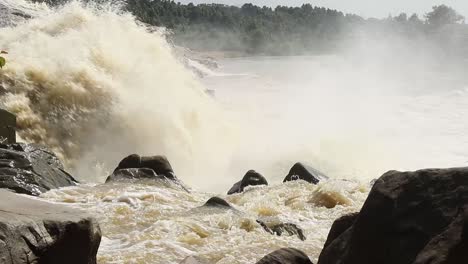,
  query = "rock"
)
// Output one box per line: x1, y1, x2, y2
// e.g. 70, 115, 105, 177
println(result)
227, 170, 268, 195
322, 212, 358, 248
179, 256, 207, 264
203, 197, 232, 208
106, 154, 180, 183
0, 143, 77, 196
257, 220, 306, 241
111, 154, 175, 179
0, 189, 101, 264
0, 108, 15, 144
256, 248, 313, 264
106, 168, 161, 182
318, 167, 468, 264
283, 162, 328, 184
